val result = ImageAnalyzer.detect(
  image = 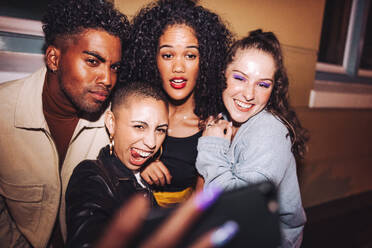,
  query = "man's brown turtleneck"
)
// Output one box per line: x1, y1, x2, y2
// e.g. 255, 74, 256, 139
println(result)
42, 75, 80, 248
42, 76, 79, 168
